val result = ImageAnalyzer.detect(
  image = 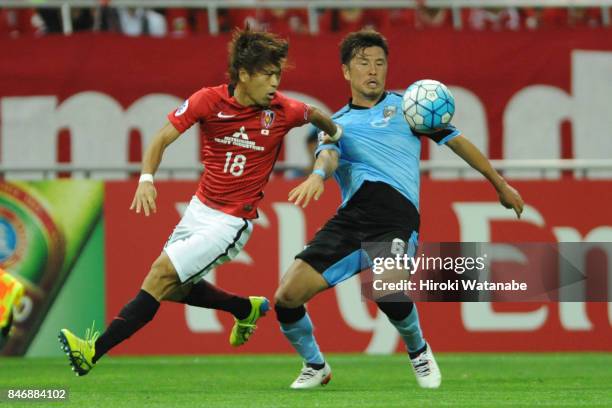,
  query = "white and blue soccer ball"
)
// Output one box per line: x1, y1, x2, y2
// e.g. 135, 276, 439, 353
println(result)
401, 79, 455, 134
